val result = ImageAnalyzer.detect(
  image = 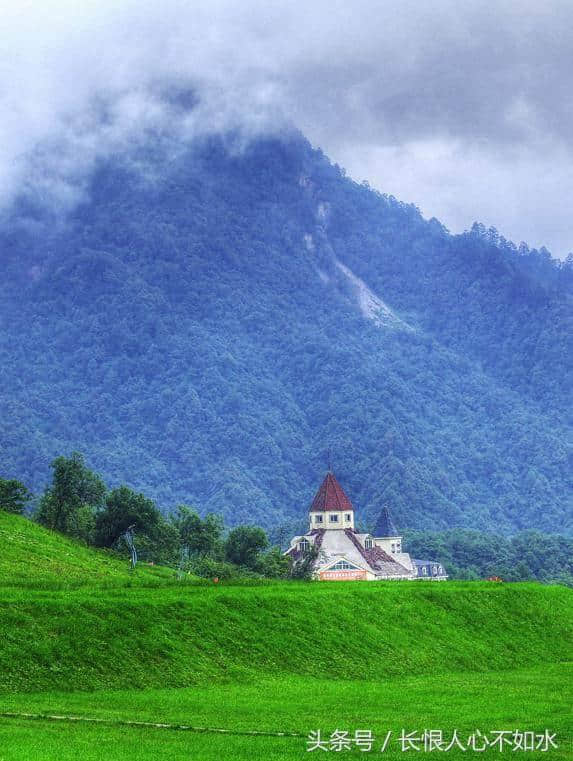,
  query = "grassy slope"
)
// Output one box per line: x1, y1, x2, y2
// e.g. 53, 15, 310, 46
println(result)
1, 516, 571, 758
2, 664, 571, 734
0, 579, 572, 692
0, 512, 175, 588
